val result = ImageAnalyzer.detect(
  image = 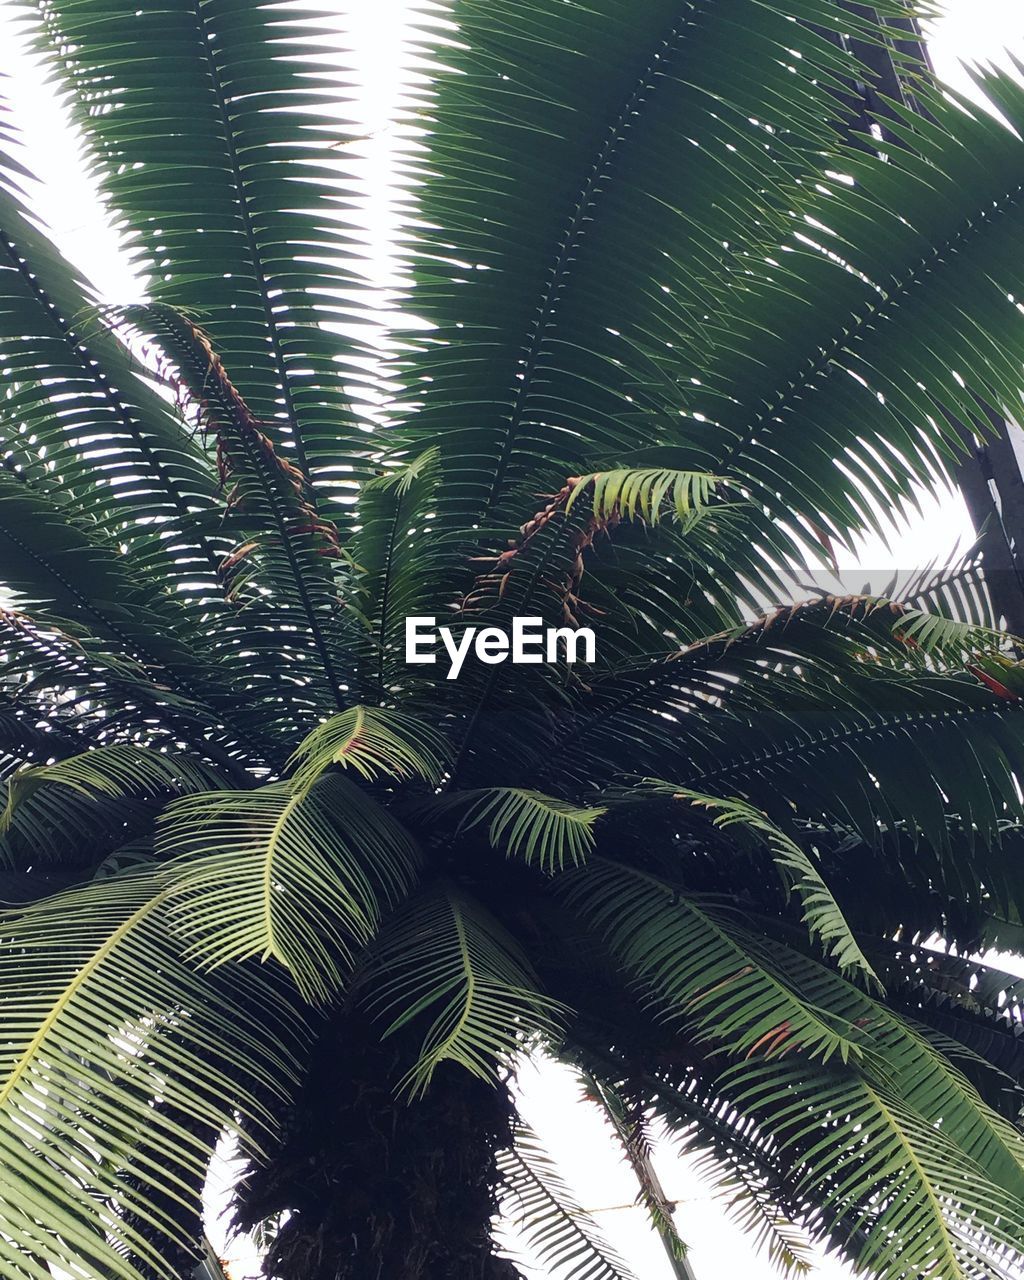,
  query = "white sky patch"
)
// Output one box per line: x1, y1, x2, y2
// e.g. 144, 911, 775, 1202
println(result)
0, 1, 1021, 1278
